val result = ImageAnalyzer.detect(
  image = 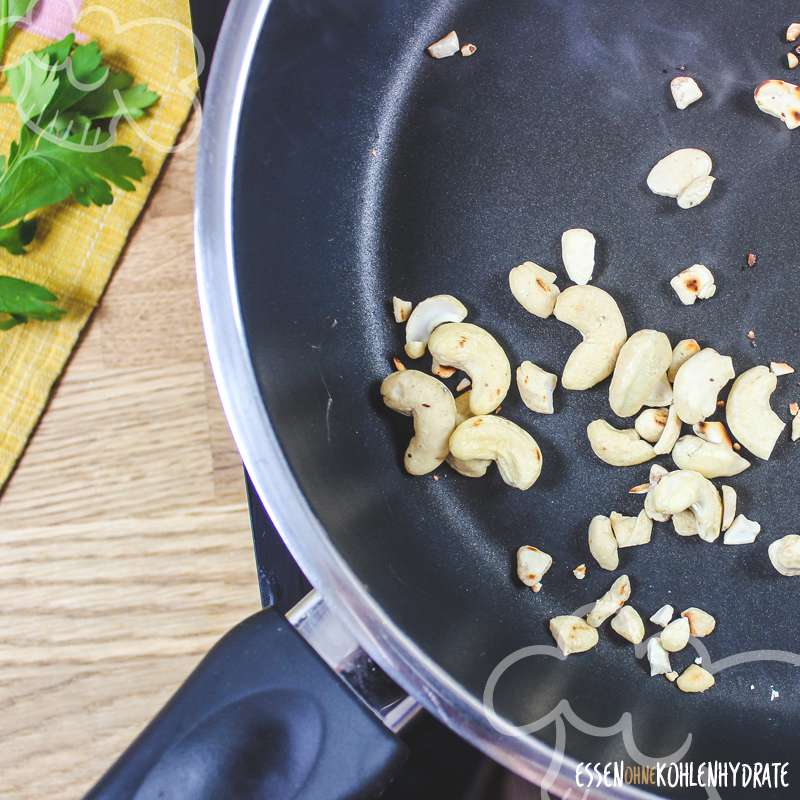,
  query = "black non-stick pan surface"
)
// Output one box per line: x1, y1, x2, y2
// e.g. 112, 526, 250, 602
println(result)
231, 0, 800, 795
